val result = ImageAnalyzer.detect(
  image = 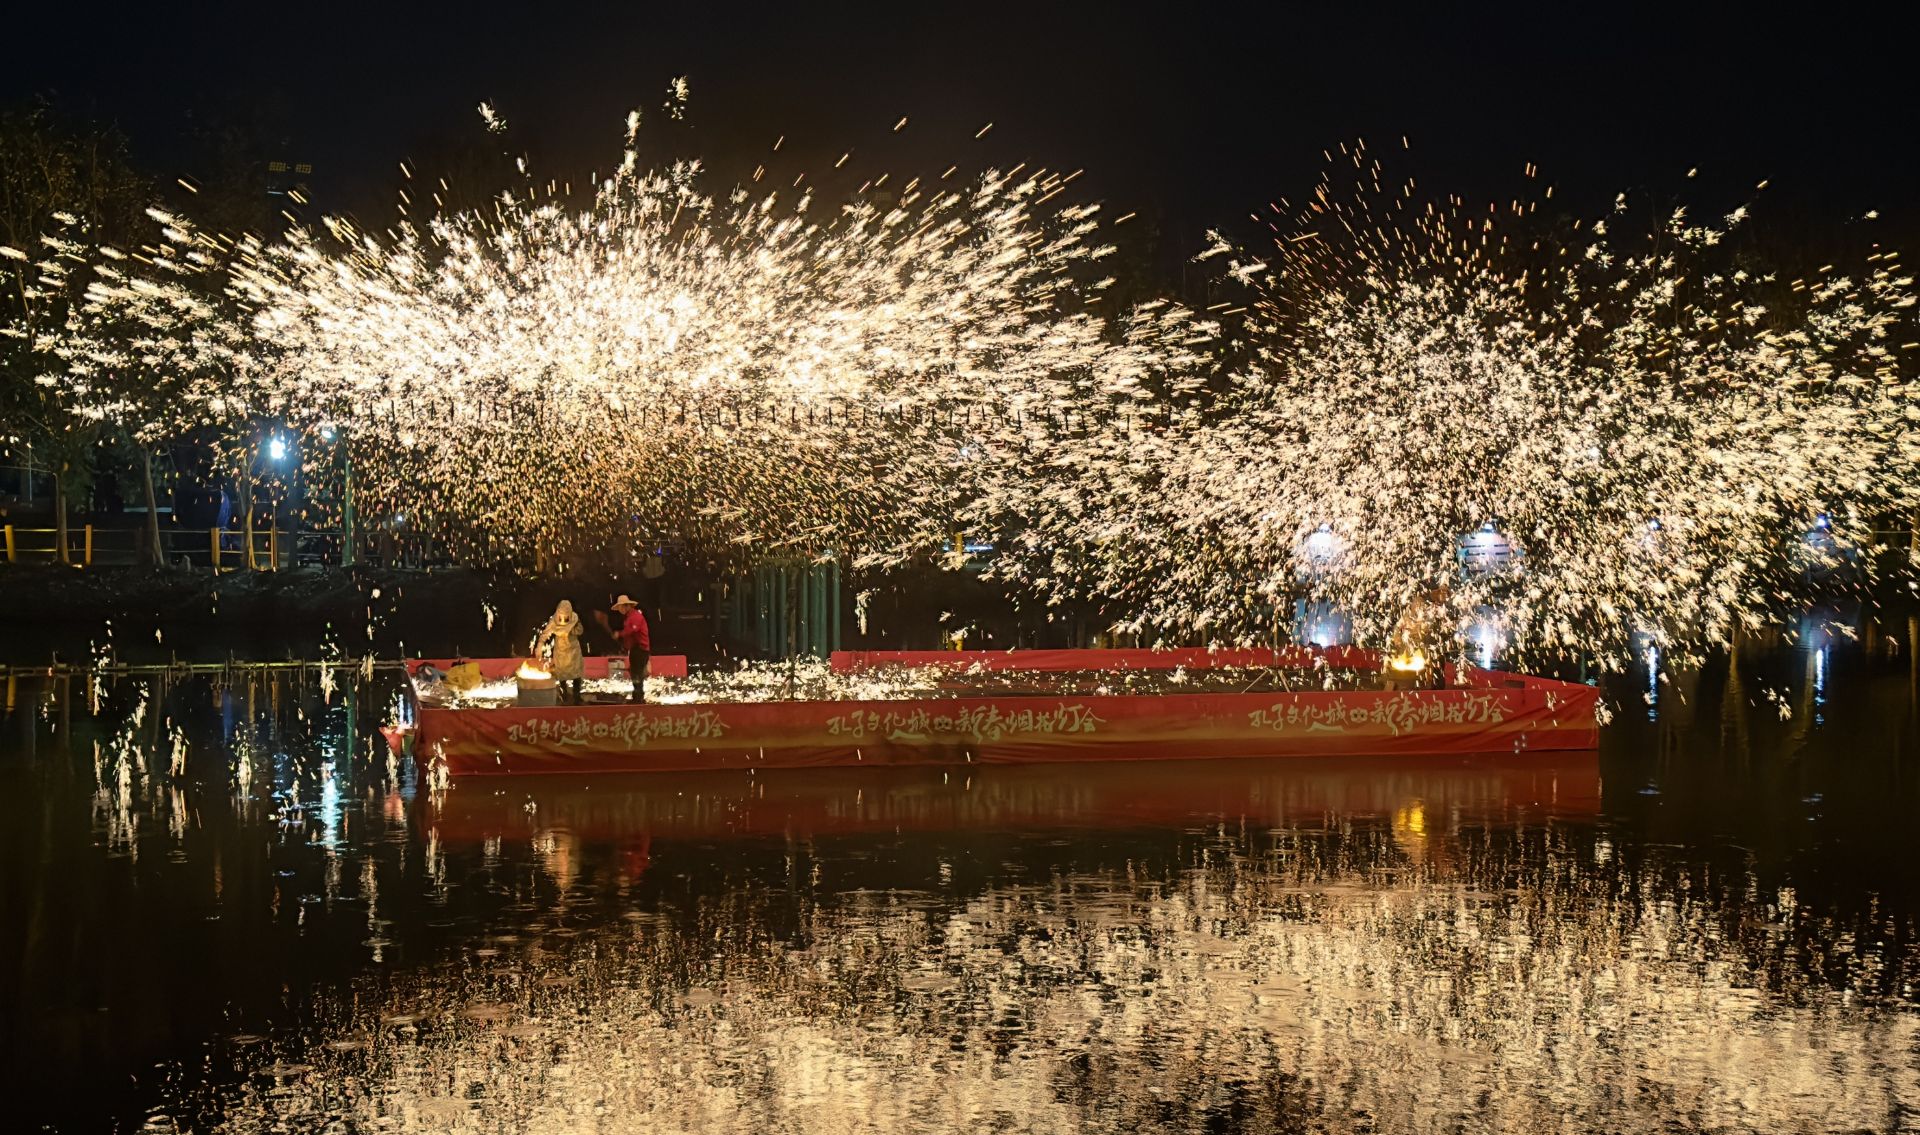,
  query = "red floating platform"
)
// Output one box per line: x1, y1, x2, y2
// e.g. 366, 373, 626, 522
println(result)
405, 649, 1599, 777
